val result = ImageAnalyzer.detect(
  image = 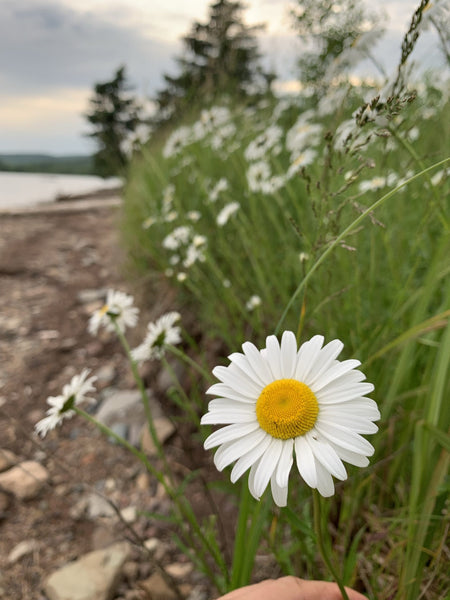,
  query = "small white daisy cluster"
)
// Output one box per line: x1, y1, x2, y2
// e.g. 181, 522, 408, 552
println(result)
162, 225, 207, 272
88, 290, 139, 336
35, 369, 97, 437
131, 312, 181, 363
202, 332, 379, 507
163, 106, 236, 159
